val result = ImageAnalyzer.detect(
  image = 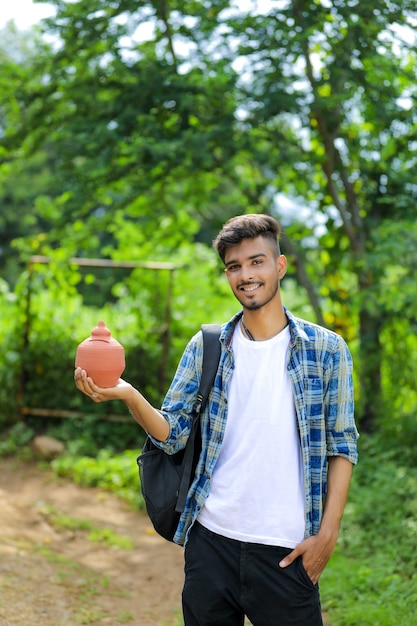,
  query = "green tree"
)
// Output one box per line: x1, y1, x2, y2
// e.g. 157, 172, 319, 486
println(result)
1, 0, 416, 433
0, 22, 77, 285
225, 0, 417, 431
